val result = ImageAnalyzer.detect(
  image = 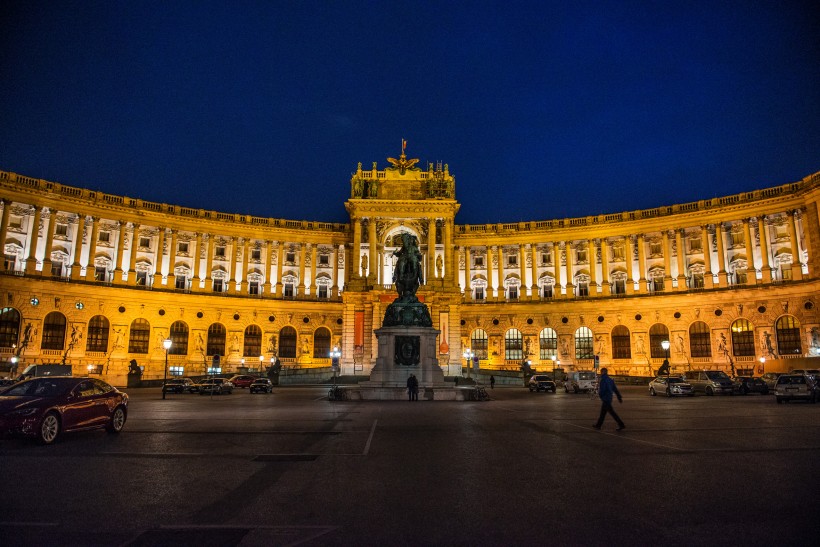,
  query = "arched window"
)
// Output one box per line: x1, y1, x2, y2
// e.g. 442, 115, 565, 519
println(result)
611, 326, 631, 359
313, 327, 331, 358
575, 327, 593, 359
0, 307, 21, 349
244, 325, 262, 357
279, 326, 297, 358
731, 319, 755, 357
169, 321, 189, 355
689, 321, 711, 358
207, 323, 226, 357
505, 328, 523, 360
649, 324, 670, 358
86, 315, 110, 352
42, 312, 67, 350
128, 318, 150, 354
471, 329, 488, 360
539, 327, 557, 360
471, 278, 487, 301
775, 316, 802, 355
